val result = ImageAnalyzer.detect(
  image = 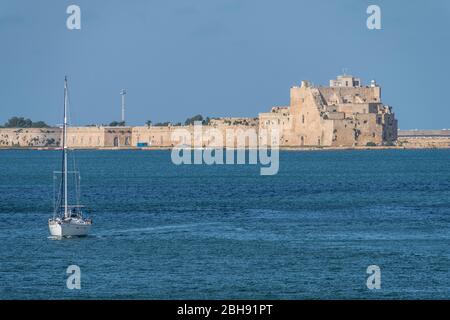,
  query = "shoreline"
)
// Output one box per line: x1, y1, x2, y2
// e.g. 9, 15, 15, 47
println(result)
1, 146, 449, 151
